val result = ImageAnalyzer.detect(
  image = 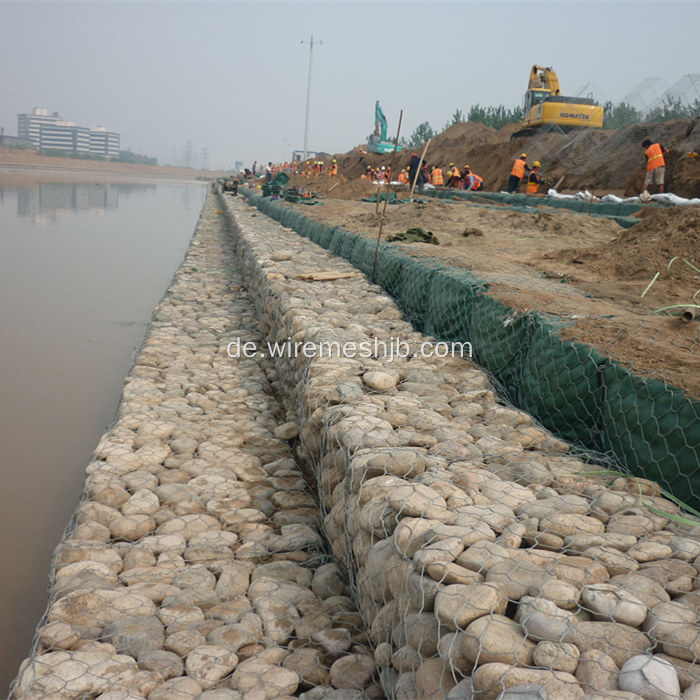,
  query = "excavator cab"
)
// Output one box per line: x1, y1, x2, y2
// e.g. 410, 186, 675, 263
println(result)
512, 65, 604, 139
